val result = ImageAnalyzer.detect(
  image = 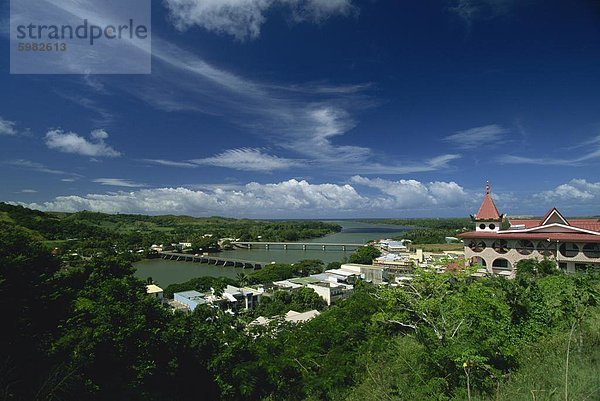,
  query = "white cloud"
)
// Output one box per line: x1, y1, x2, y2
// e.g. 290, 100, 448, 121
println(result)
93, 178, 147, 188
444, 124, 509, 149
350, 176, 470, 209
90, 129, 109, 140
20, 189, 37, 193
45, 129, 121, 157
164, 0, 355, 40
16, 178, 475, 217
535, 179, 600, 203
0, 116, 18, 136
192, 148, 302, 171
20, 179, 365, 217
